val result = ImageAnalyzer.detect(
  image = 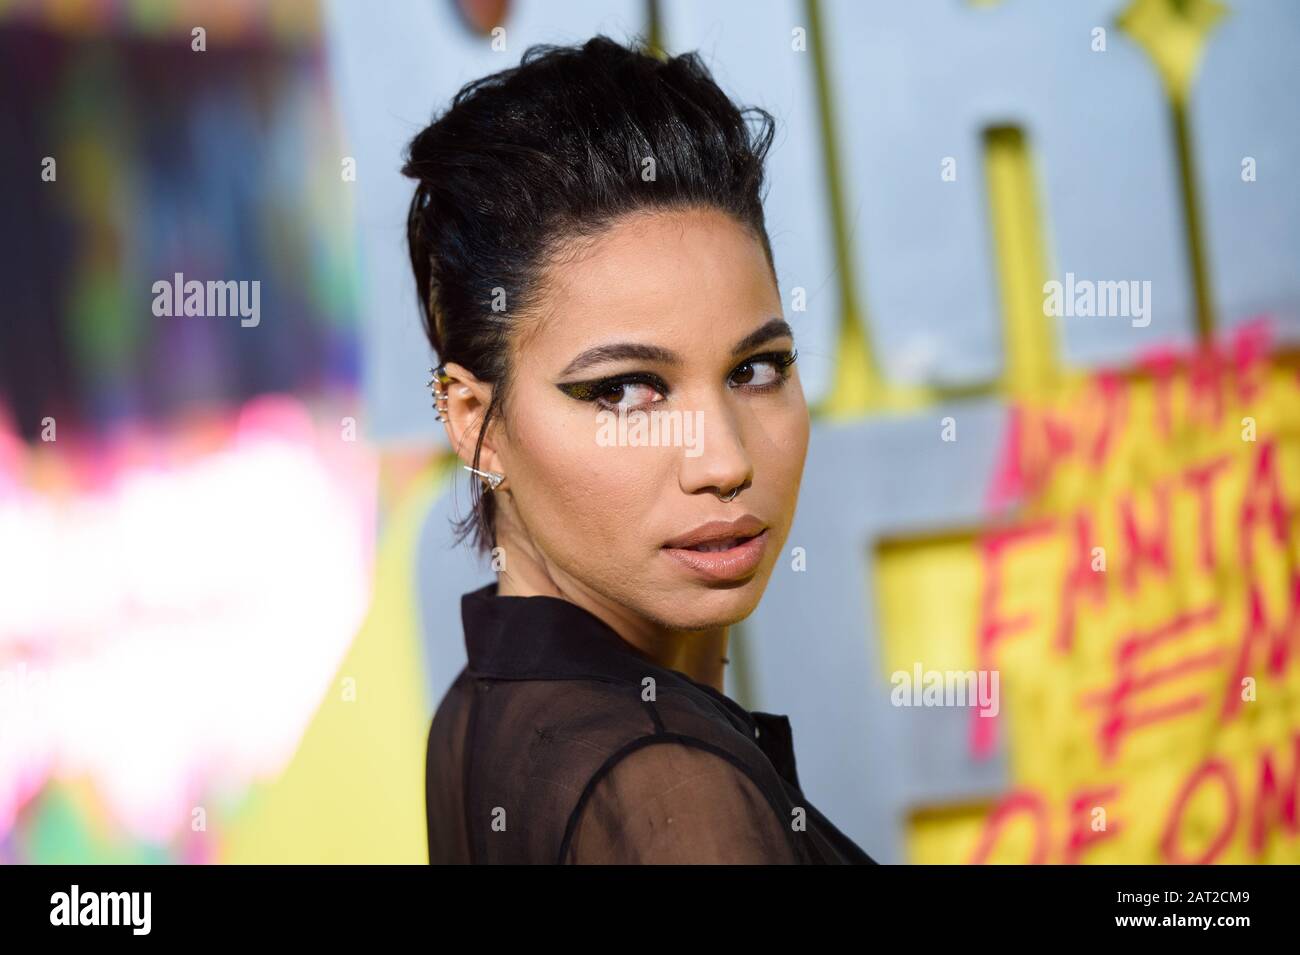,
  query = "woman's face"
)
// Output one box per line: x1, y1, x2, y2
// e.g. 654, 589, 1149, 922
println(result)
490, 205, 809, 631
